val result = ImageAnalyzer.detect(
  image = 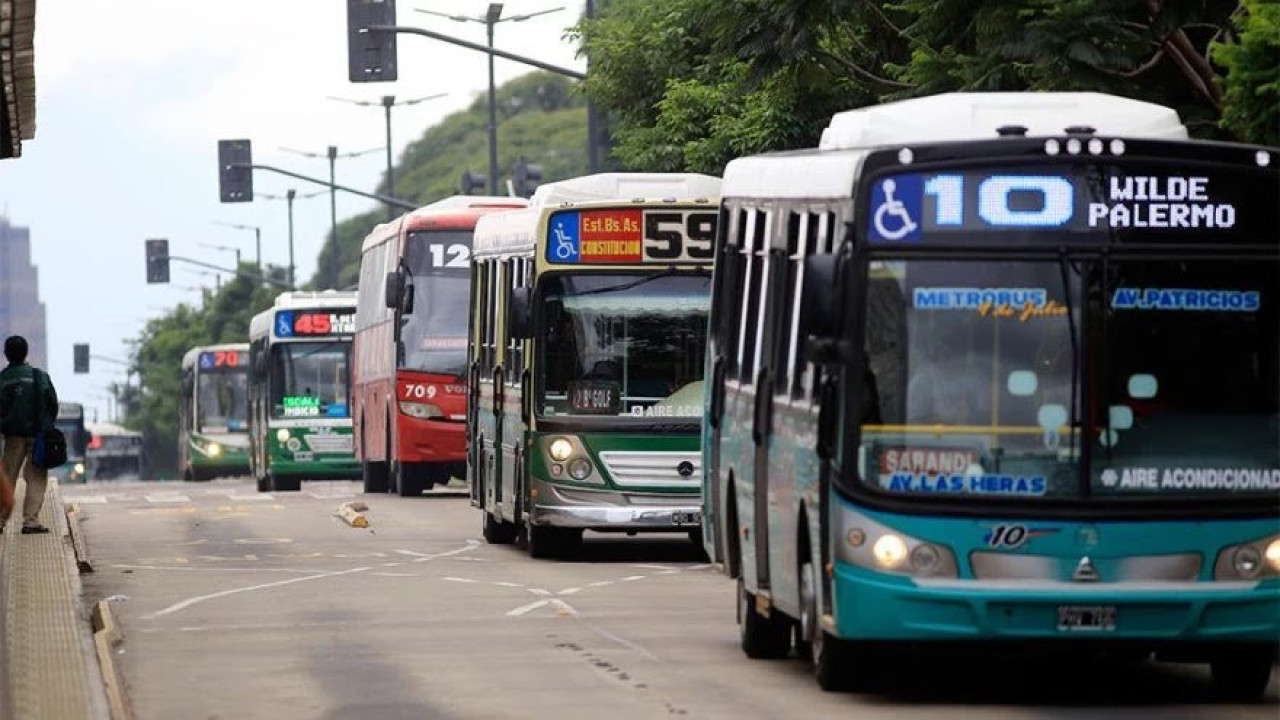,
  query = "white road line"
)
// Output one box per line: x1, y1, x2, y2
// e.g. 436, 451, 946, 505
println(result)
146, 494, 191, 503
146, 566, 375, 618
527, 588, 552, 596
233, 538, 293, 545
506, 599, 550, 616
656, 570, 681, 575
381, 562, 404, 567
66, 495, 107, 504
630, 564, 676, 571
443, 577, 478, 584
306, 492, 354, 500
371, 572, 414, 578
394, 540, 481, 561
587, 581, 615, 588
620, 575, 646, 582
690, 564, 713, 570
229, 494, 273, 502
558, 587, 583, 596
112, 564, 323, 575
493, 581, 524, 588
